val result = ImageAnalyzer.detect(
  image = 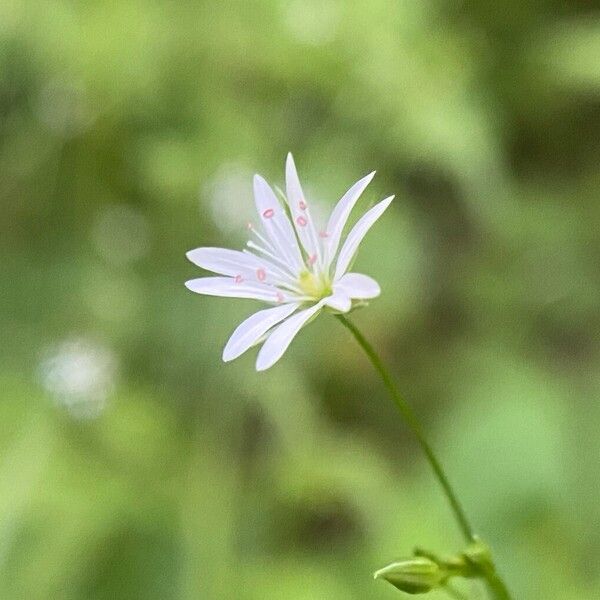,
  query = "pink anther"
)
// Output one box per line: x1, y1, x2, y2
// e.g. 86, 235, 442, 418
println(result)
299, 200, 307, 210
307, 254, 317, 266
296, 215, 308, 227
256, 268, 266, 282
234, 274, 244, 284
319, 230, 329, 238
262, 208, 275, 219
276, 291, 285, 303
